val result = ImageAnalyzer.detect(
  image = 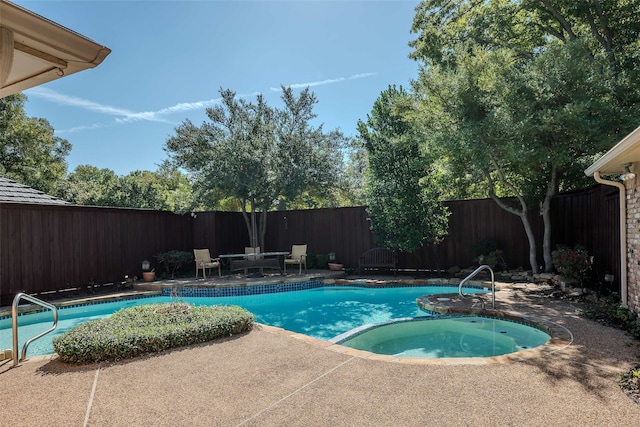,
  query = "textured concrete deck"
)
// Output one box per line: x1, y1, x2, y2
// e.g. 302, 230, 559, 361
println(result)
2, 281, 639, 426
